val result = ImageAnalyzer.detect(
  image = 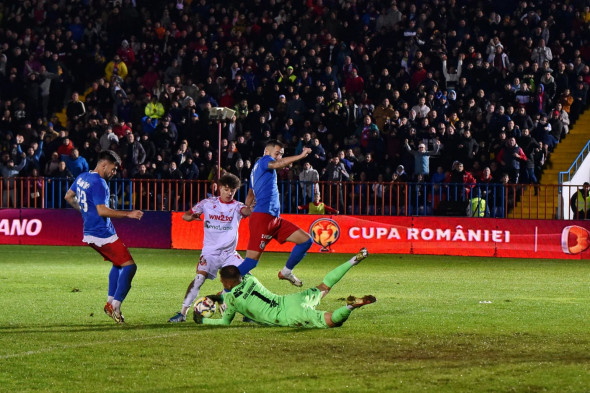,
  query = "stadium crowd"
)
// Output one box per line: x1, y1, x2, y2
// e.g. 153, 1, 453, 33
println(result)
1, 0, 590, 211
